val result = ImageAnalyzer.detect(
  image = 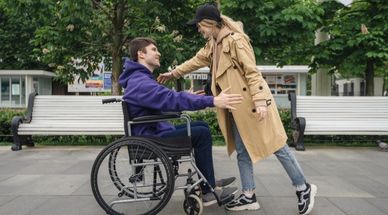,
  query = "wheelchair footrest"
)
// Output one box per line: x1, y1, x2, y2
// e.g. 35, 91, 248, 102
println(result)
219, 194, 235, 205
